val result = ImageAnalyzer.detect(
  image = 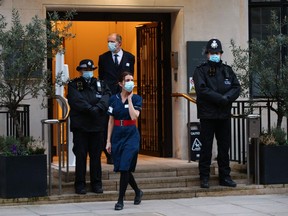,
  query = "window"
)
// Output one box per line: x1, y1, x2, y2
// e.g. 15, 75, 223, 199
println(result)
249, 0, 288, 97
